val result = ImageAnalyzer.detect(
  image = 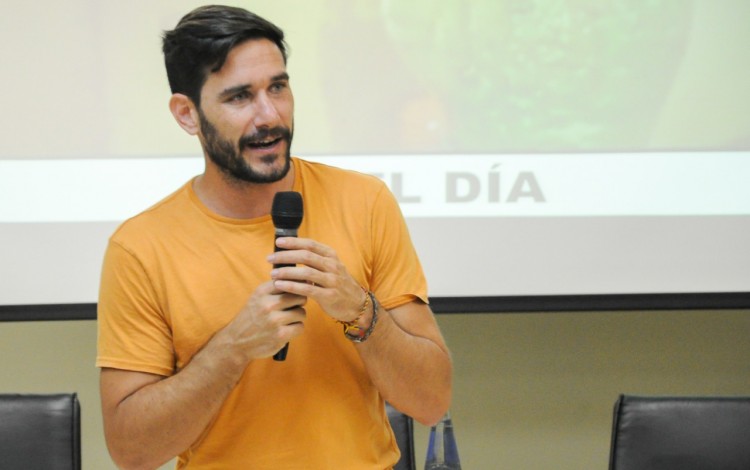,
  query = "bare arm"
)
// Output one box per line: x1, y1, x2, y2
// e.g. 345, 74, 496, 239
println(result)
352, 300, 453, 426
99, 281, 306, 469
270, 237, 453, 426
100, 340, 244, 470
